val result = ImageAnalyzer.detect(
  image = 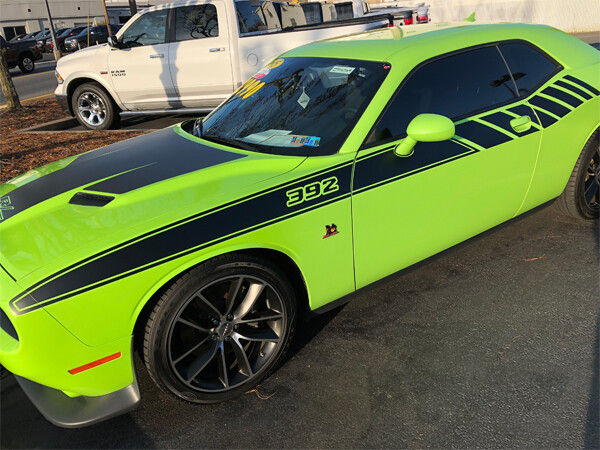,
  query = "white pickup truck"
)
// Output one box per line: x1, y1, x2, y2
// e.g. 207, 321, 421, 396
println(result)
54, 0, 391, 130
